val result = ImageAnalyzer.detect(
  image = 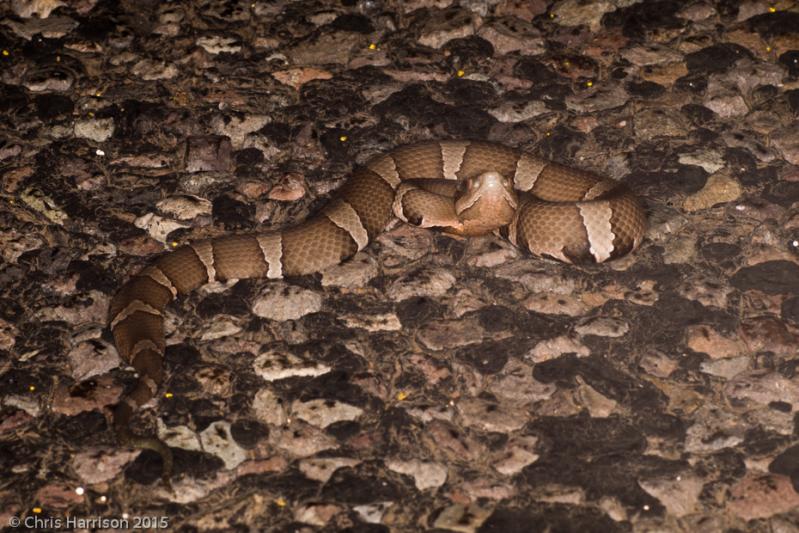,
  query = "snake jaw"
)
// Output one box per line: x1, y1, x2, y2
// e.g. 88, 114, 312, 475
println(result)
454, 172, 518, 234
455, 172, 517, 214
